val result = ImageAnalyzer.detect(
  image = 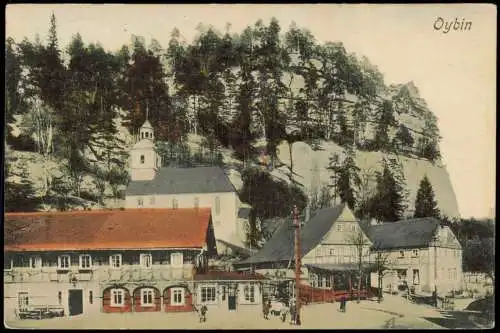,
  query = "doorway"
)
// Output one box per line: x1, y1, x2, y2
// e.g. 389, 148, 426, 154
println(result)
68, 289, 83, 316
228, 285, 237, 311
